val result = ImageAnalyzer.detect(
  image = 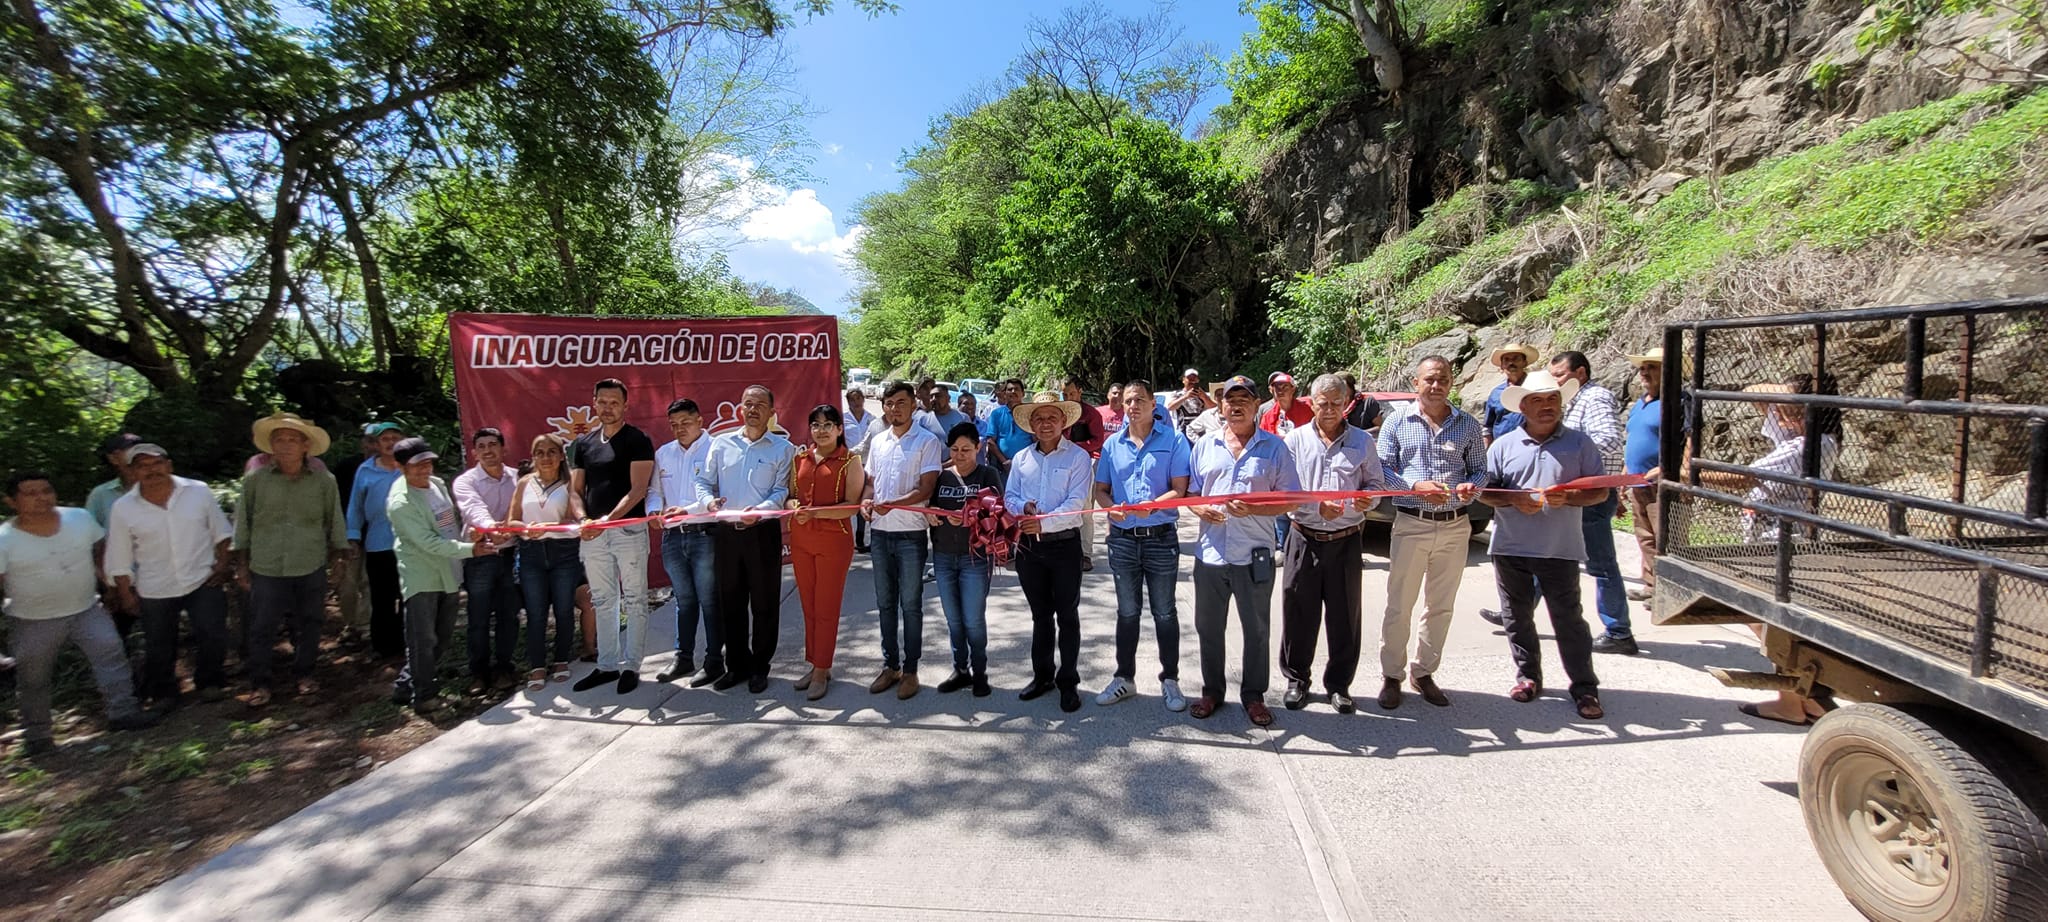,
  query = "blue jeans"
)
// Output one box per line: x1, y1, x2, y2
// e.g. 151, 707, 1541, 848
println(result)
519, 539, 580, 669
1582, 491, 1631, 639
871, 529, 929, 673
660, 527, 723, 672
464, 549, 520, 680
932, 551, 990, 676
1106, 528, 1181, 681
